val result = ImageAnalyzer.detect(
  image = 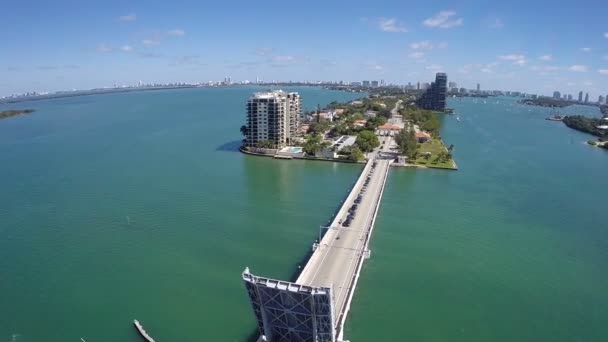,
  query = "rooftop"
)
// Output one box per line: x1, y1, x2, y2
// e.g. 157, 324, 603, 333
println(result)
378, 124, 402, 130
